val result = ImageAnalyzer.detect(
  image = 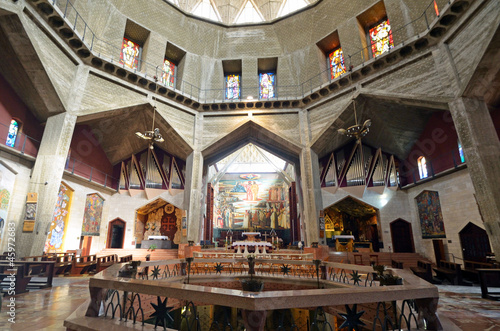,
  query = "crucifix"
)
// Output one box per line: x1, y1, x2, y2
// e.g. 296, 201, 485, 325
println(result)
263, 231, 269, 241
